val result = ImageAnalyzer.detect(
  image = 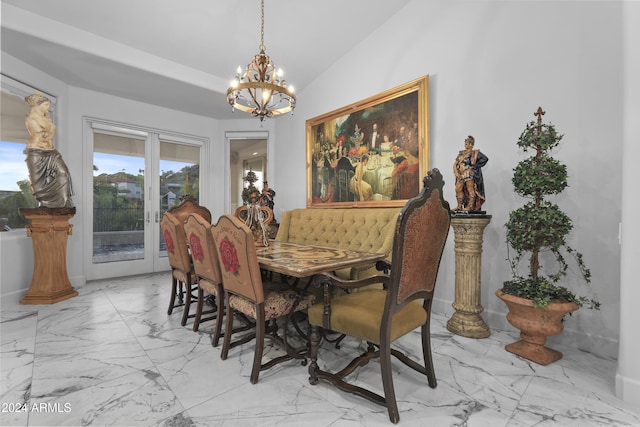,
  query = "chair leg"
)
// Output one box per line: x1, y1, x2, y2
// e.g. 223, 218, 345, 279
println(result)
212, 285, 224, 347
221, 293, 234, 361
167, 275, 178, 315
421, 323, 437, 388
177, 281, 184, 305
250, 306, 266, 384
181, 280, 193, 326
379, 337, 400, 424
193, 286, 204, 332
